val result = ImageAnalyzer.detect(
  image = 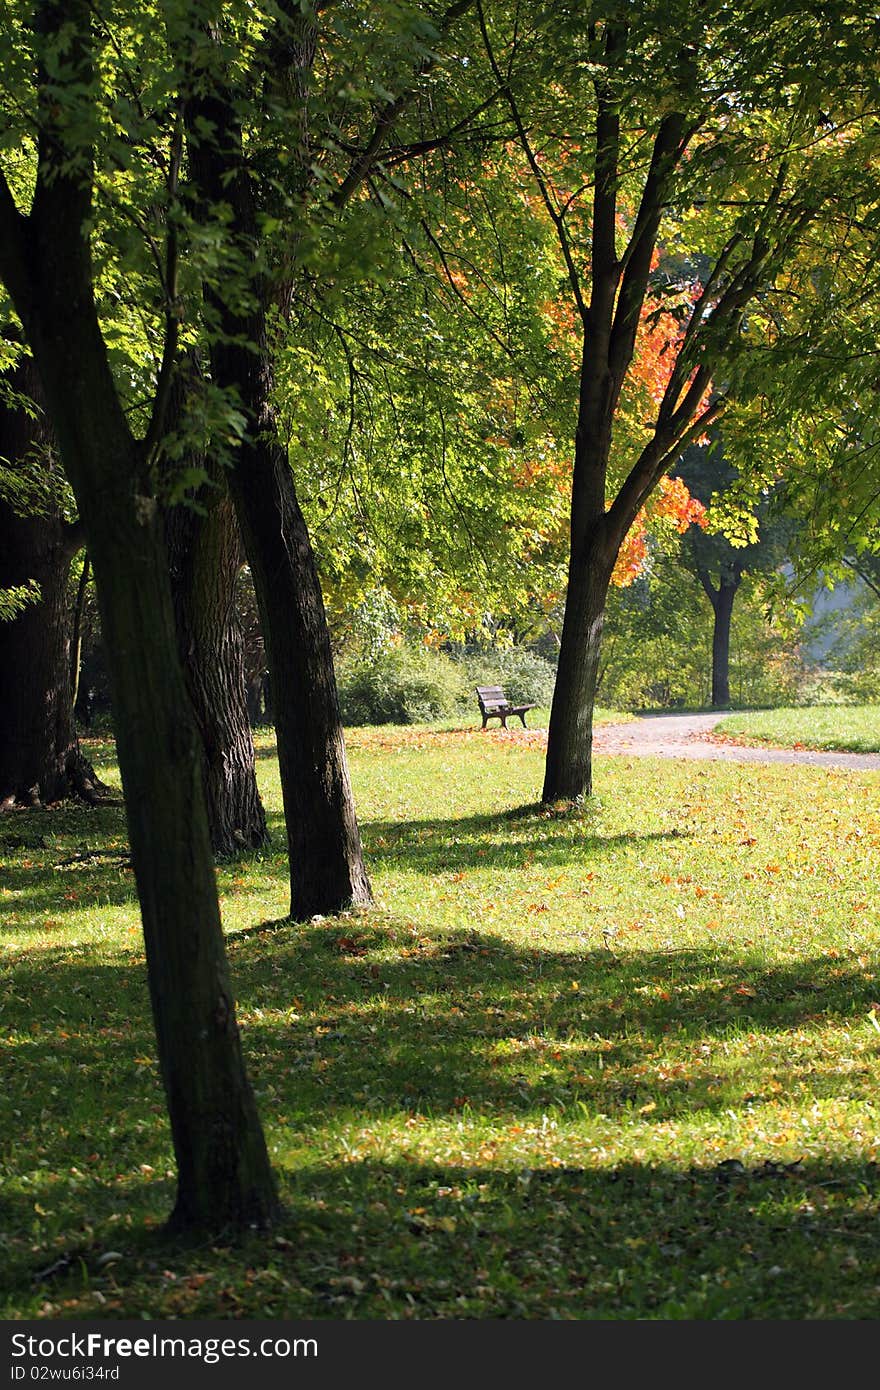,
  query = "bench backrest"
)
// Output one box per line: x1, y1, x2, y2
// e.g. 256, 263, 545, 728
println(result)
476, 685, 509, 711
